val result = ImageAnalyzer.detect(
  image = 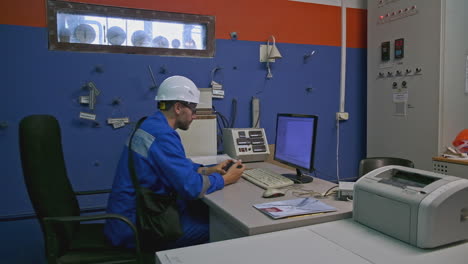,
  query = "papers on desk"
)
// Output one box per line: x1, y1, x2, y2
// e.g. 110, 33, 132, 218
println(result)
441, 154, 468, 160
189, 154, 232, 166
253, 198, 337, 219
